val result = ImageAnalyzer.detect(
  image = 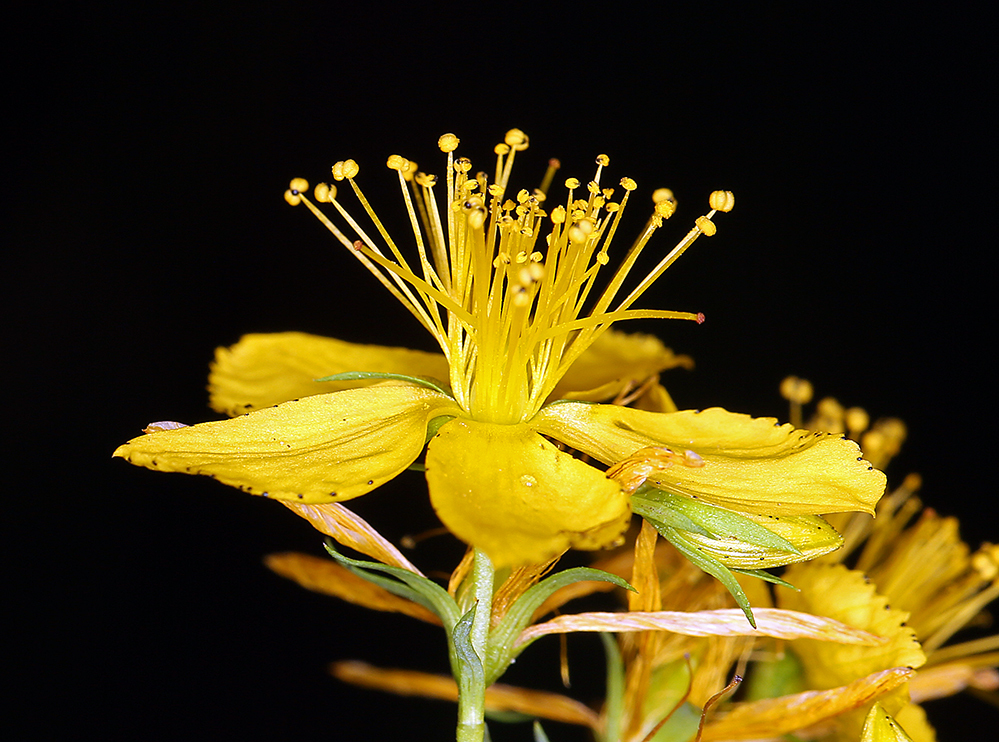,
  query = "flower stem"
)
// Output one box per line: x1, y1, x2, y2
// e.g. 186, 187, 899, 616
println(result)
455, 549, 495, 742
